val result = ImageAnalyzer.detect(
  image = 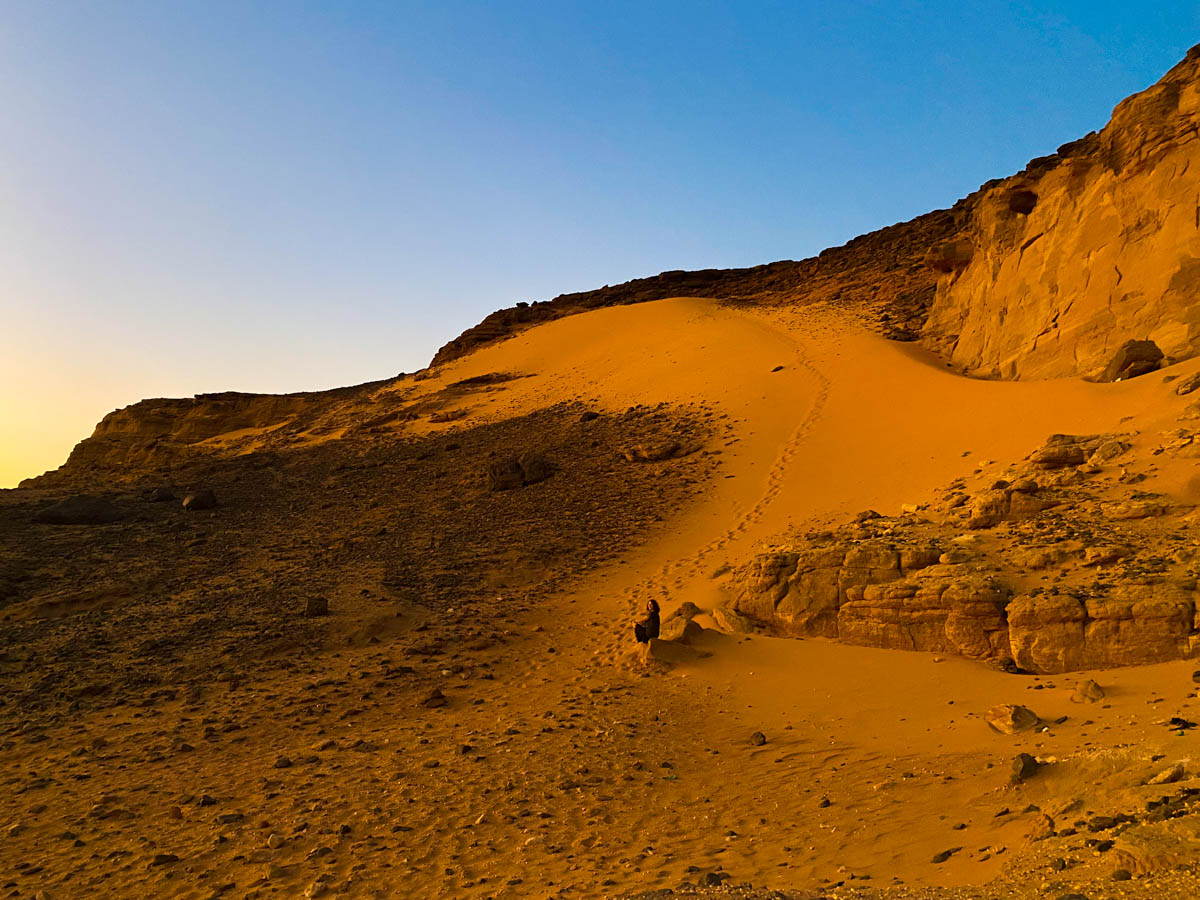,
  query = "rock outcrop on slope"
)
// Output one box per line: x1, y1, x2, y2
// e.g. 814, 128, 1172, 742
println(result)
25, 384, 387, 489
437, 45, 1200, 384
724, 409, 1200, 673
922, 46, 1200, 380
